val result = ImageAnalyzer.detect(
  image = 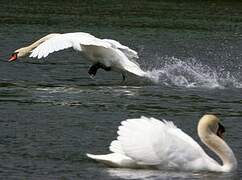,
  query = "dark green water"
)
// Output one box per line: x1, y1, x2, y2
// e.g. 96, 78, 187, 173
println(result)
0, 0, 242, 179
